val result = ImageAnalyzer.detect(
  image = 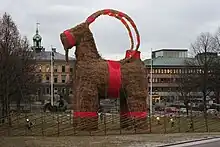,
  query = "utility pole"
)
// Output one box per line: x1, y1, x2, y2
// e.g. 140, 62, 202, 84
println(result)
150, 48, 153, 115
51, 46, 55, 106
